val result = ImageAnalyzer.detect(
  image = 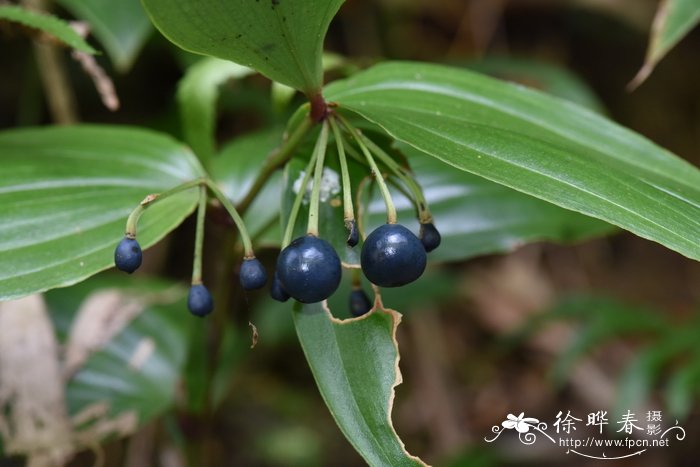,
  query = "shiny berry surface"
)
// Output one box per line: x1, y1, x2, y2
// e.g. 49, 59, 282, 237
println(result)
188, 284, 214, 317
360, 223, 426, 287
114, 237, 142, 273
240, 258, 268, 290
276, 235, 341, 303
419, 222, 442, 252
